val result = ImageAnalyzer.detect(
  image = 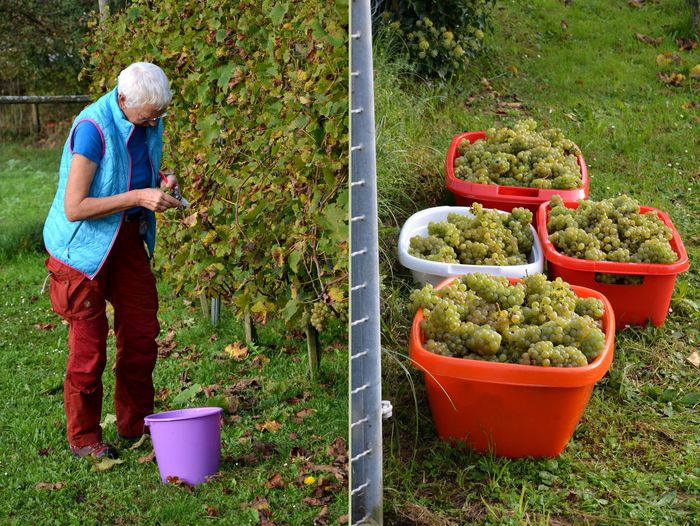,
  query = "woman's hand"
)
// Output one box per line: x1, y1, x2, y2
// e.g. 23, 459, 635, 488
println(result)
136, 188, 183, 212
159, 172, 178, 190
